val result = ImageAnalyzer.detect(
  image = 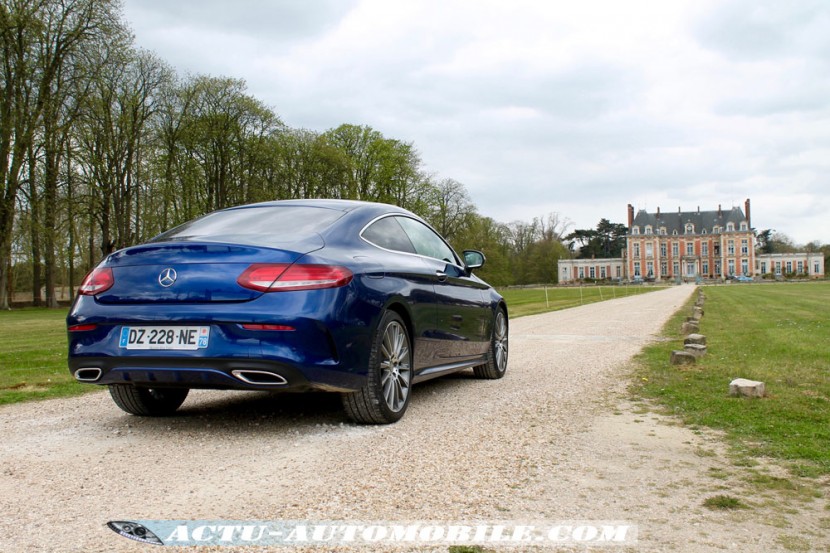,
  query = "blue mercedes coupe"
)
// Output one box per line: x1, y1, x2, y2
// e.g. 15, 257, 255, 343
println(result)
67, 199, 508, 423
